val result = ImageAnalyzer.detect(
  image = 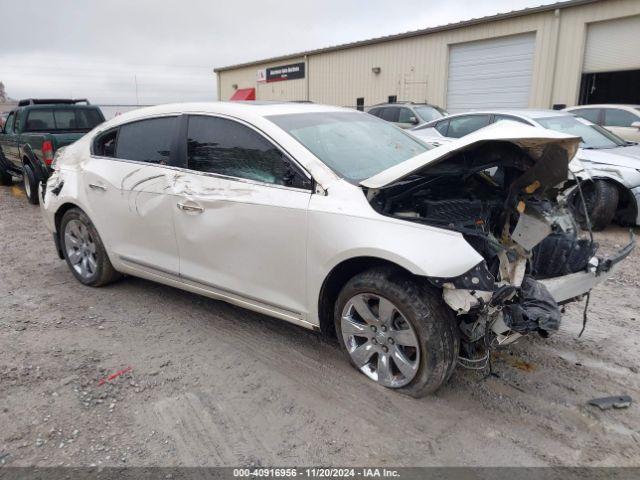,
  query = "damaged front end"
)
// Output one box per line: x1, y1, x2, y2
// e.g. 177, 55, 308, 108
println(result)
363, 131, 634, 368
